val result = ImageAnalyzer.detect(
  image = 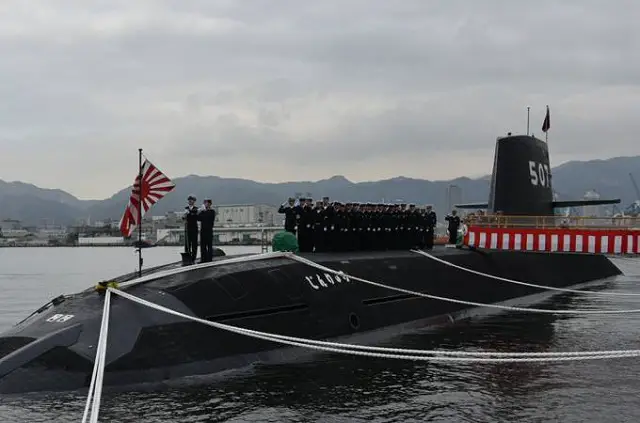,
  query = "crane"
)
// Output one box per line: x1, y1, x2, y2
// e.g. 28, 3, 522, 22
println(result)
630, 173, 640, 199
626, 173, 640, 217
